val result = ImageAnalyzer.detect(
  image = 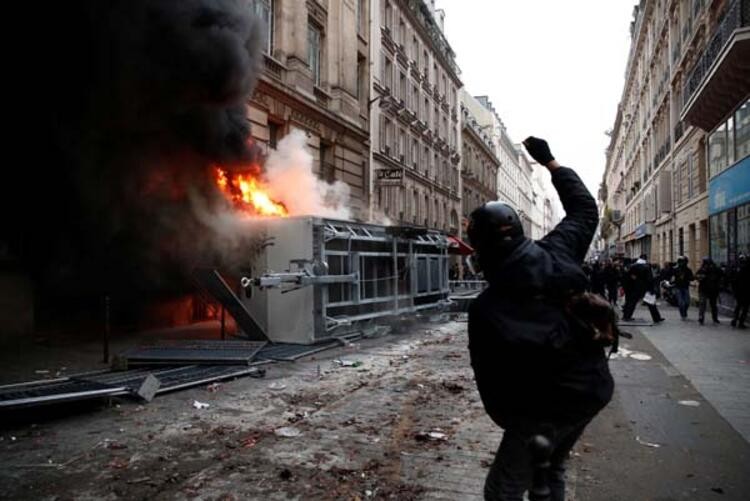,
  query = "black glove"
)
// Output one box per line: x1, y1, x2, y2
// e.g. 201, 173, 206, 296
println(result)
523, 136, 555, 165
